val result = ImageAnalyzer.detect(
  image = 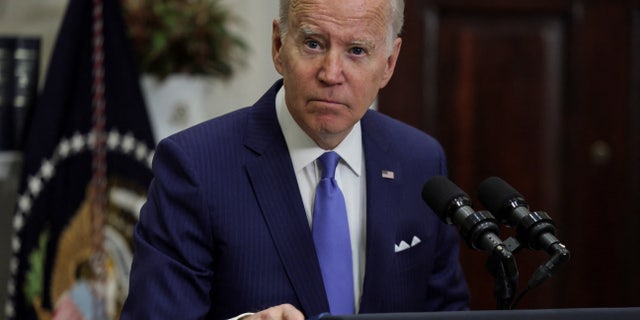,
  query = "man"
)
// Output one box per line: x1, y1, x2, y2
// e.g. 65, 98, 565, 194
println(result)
122, 0, 470, 319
